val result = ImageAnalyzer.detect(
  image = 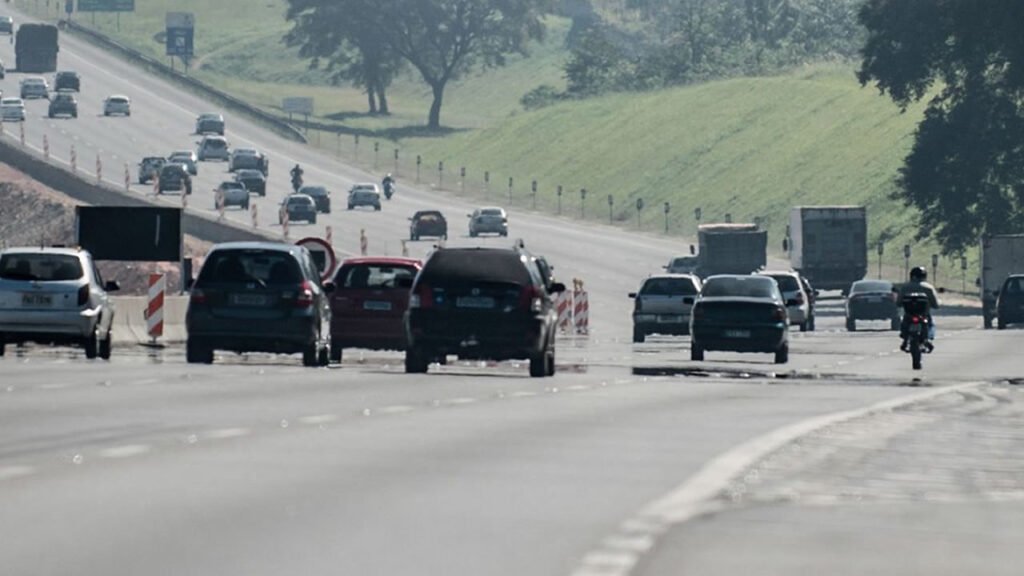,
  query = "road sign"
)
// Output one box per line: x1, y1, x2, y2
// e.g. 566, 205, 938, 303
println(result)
166, 12, 195, 58
282, 97, 314, 116
78, 0, 134, 11
76, 207, 182, 261
296, 237, 337, 281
